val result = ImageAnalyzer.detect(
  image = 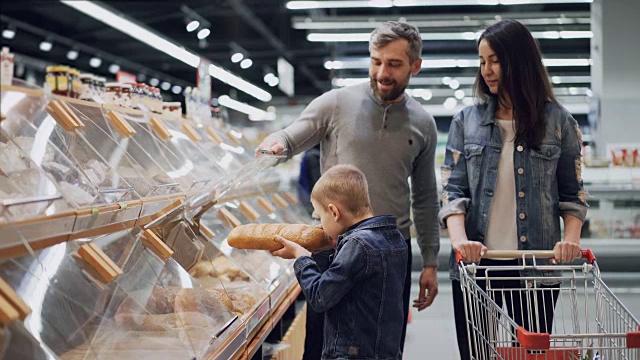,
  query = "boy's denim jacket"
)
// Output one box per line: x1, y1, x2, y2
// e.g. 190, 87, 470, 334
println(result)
438, 99, 588, 284
293, 215, 407, 360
